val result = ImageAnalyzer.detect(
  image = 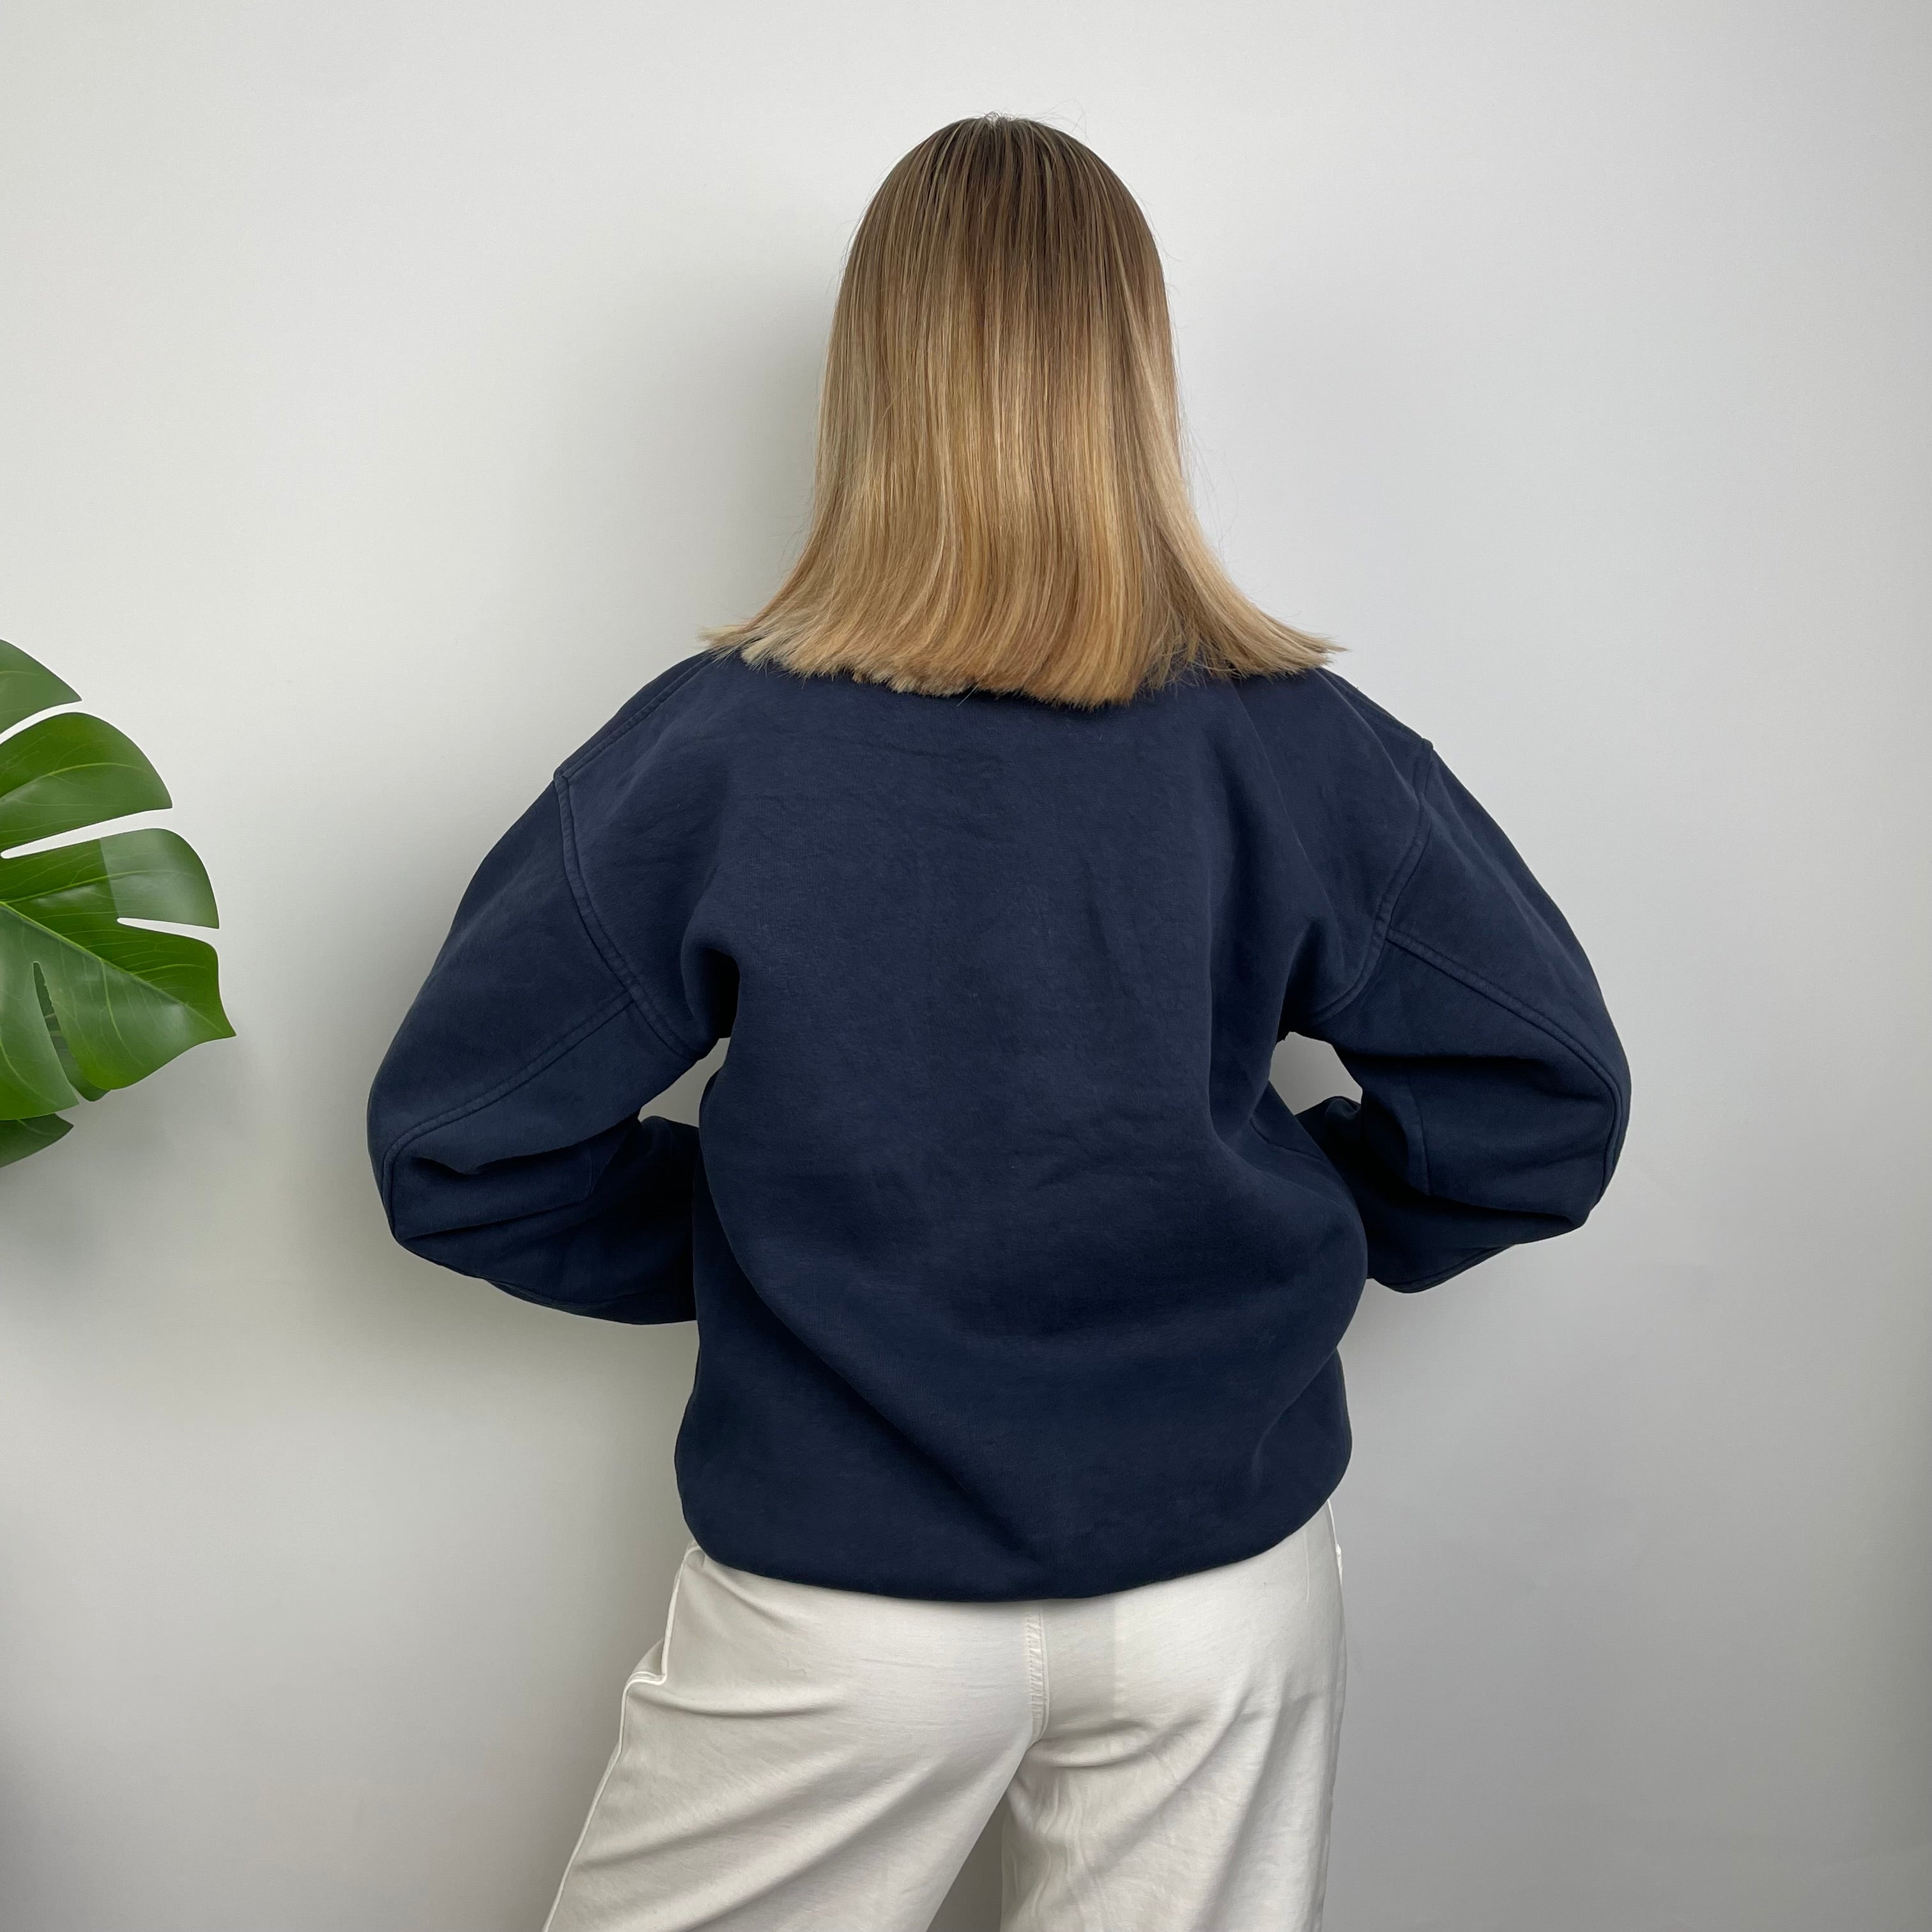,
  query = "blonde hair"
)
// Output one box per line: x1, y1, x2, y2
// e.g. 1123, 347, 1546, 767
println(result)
704, 115, 1335, 710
